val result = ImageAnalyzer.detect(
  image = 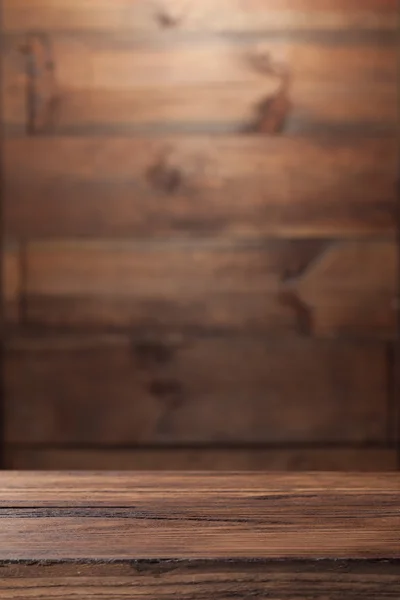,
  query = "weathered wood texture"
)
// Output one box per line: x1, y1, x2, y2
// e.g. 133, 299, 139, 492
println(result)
4, 137, 397, 238
19, 240, 397, 338
1, 473, 400, 561
3, 30, 396, 135
5, 448, 397, 471
2, 560, 400, 600
1, 0, 398, 470
4, 334, 389, 445
4, 0, 397, 32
